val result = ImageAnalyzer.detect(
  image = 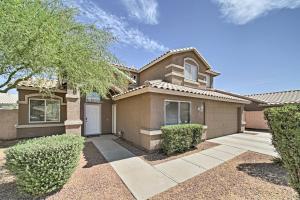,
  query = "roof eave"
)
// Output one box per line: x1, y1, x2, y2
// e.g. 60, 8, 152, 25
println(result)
113, 86, 250, 104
